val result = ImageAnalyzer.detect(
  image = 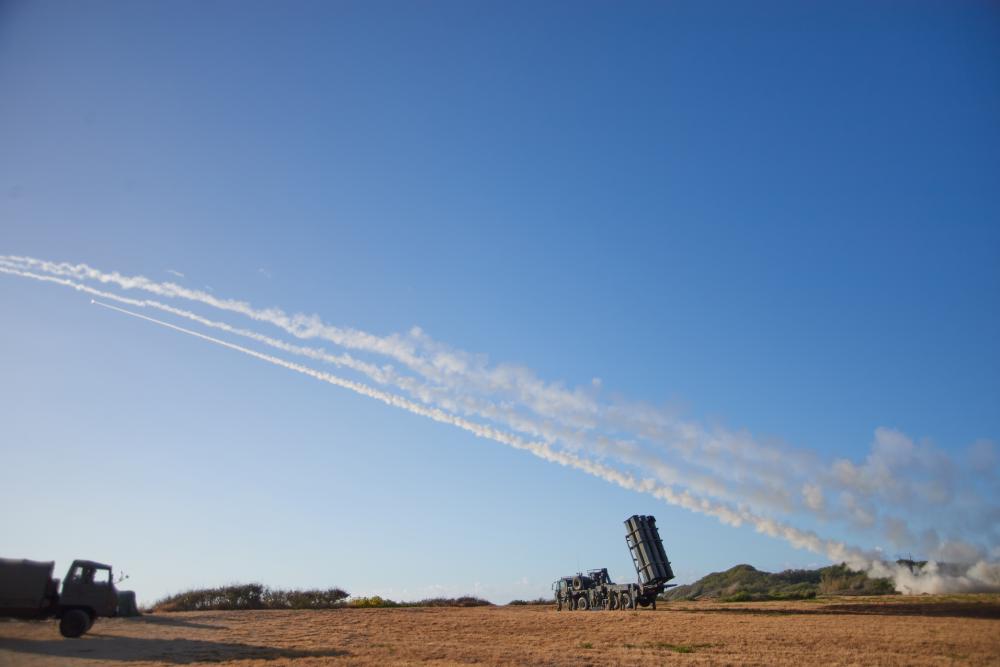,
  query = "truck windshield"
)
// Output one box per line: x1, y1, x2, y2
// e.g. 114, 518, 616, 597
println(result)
70, 566, 111, 585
